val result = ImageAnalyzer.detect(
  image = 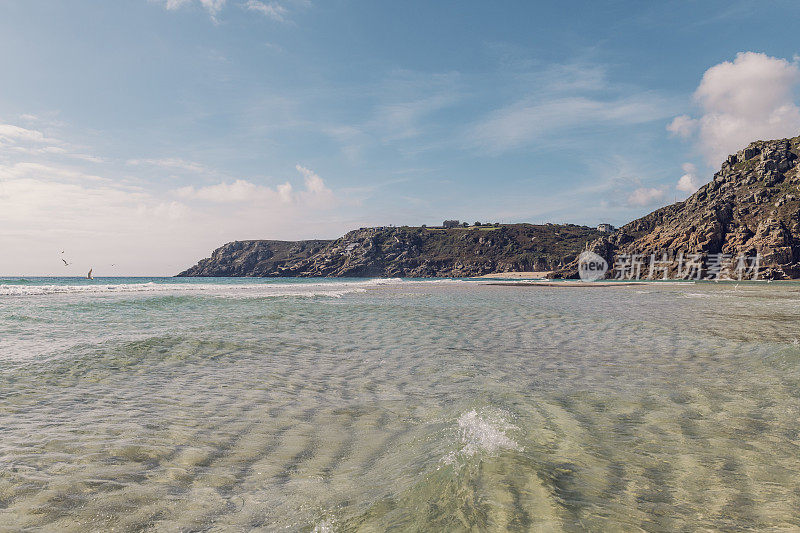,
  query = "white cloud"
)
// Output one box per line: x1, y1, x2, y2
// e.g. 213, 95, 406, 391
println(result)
295, 164, 324, 193
174, 165, 335, 206
666, 114, 696, 138
0, 124, 46, 144
0, 164, 181, 244
244, 0, 287, 21
157, 0, 306, 22
676, 173, 700, 193
676, 162, 701, 193
627, 186, 666, 207
0, 168, 197, 275
177, 179, 271, 202
669, 52, 800, 166
156, 0, 226, 18
0, 160, 344, 275
0, 119, 348, 275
